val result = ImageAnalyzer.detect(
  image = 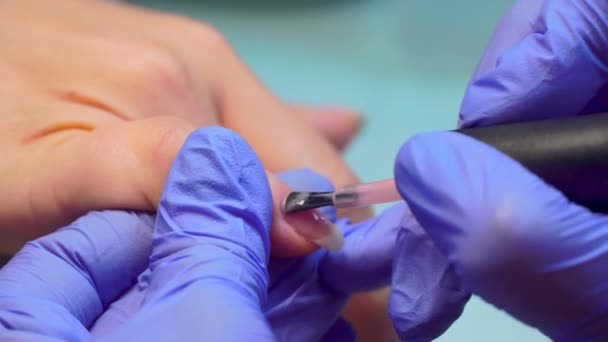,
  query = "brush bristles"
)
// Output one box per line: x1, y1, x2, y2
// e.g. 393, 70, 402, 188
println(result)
283, 191, 334, 213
